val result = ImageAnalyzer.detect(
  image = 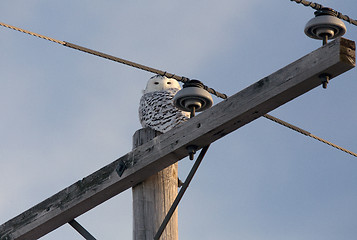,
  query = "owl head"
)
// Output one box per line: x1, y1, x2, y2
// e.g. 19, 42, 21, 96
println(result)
144, 75, 181, 94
